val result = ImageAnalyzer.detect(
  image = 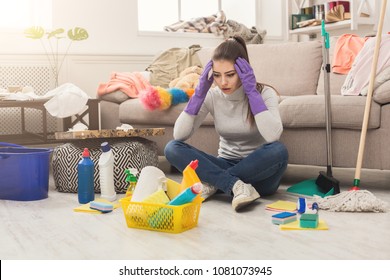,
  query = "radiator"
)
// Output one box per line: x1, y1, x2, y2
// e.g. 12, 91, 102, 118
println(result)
0, 65, 58, 136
